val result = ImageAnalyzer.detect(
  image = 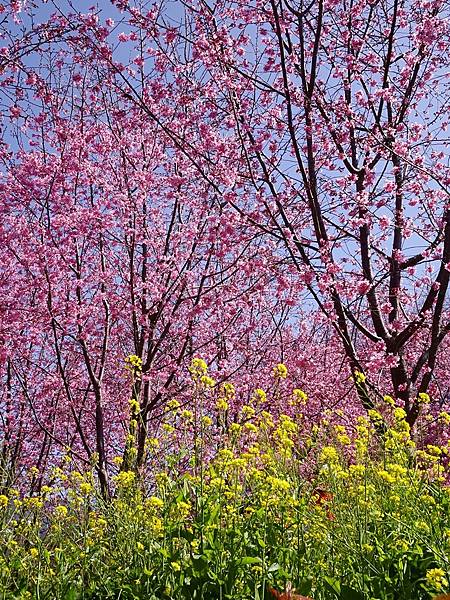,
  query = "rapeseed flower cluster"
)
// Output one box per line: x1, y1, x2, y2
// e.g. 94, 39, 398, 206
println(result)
188, 357, 208, 379
124, 354, 142, 372
272, 362, 288, 379
2, 364, 450, 599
